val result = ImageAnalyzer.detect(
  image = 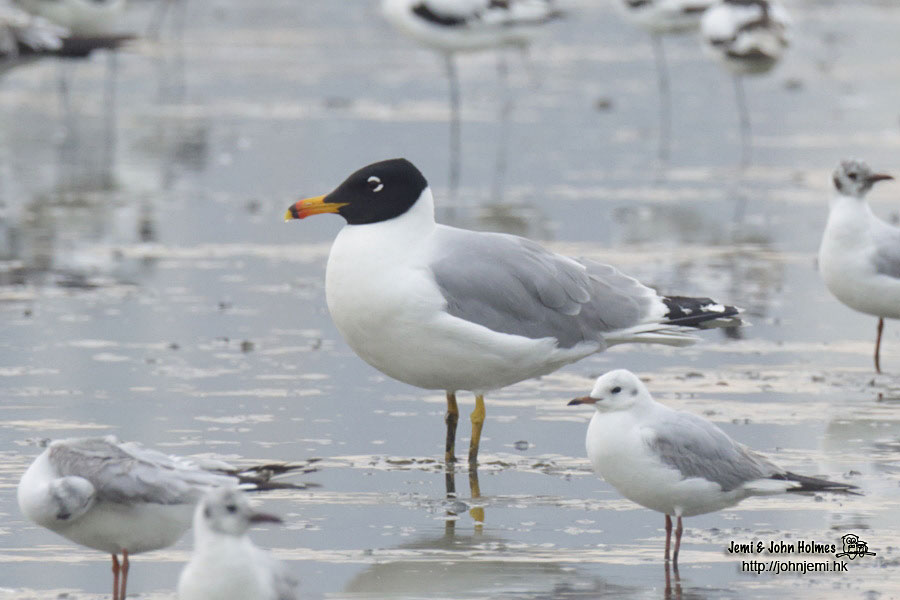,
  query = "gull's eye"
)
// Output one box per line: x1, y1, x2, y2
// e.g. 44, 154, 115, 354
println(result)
367, 176, 384, 192
226, 504, 237, 514
611, 386, 622, 394
848, 172, 858, 181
